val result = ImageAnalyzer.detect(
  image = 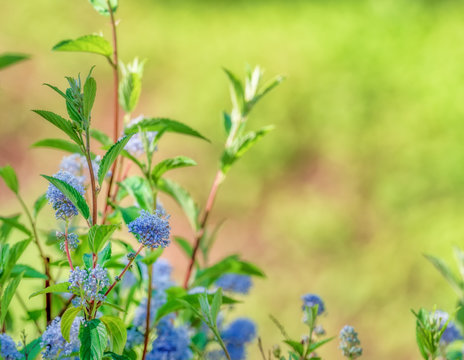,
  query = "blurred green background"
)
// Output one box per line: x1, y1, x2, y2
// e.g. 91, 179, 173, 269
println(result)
3, 0, 464, 358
